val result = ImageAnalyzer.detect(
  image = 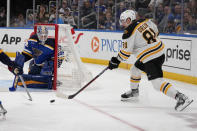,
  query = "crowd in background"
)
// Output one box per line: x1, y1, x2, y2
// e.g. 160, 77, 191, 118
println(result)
0, 0, 197, 34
